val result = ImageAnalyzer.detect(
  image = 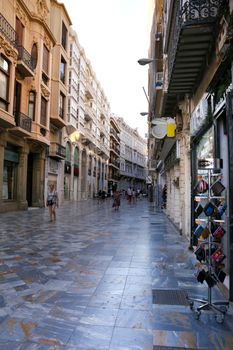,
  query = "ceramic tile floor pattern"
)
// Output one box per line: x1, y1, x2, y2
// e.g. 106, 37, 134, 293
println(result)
0, 199, 232, 350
